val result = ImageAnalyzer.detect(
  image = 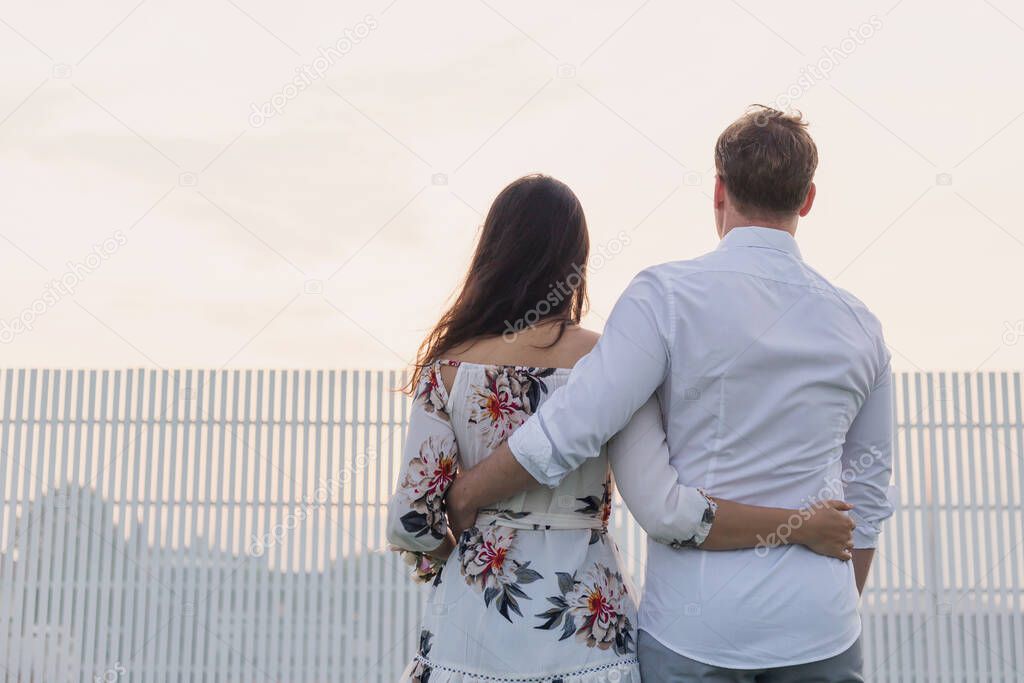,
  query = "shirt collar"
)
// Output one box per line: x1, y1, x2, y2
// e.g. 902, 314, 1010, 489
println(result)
717, 226, 802, 260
